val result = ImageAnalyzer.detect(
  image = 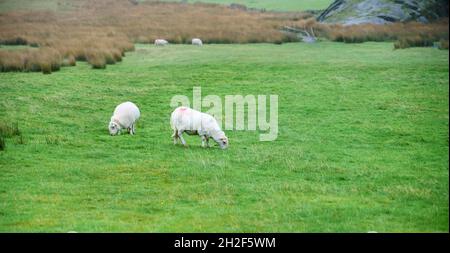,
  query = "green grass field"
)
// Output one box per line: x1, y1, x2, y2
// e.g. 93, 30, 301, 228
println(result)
159, 0, 333, 11
0, 0, 333, 12
0, 42, 448, 232
0, 0, 60, 12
